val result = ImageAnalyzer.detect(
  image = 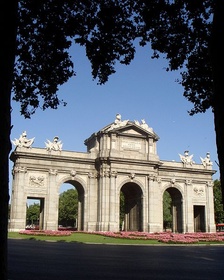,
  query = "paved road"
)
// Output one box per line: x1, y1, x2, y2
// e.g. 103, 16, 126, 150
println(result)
8, 239, 224, 280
